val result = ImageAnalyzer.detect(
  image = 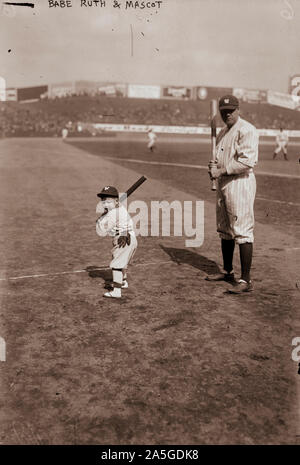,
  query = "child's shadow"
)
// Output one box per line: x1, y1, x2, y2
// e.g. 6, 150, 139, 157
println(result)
86, 266, 113, 290
160, 244, 220, 275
